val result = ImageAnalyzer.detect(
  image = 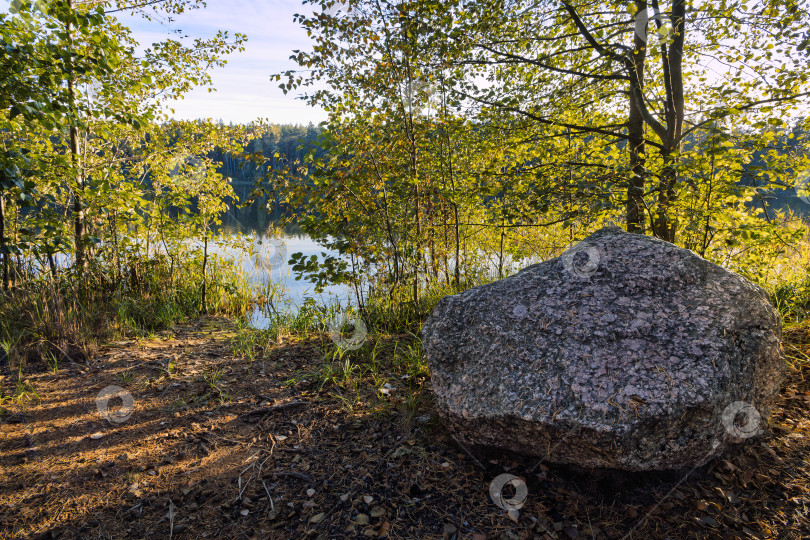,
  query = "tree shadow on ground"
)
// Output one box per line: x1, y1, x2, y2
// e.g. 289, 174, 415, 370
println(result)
0, 318, 807, 539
